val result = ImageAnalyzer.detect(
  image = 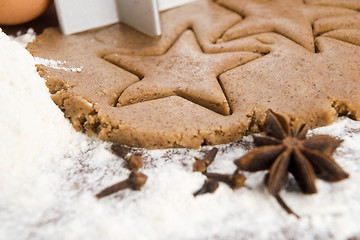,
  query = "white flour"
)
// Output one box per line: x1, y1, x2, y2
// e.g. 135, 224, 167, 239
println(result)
34, 57, 83, 73
0, 29, 360, 240
8, 28, 36, 47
